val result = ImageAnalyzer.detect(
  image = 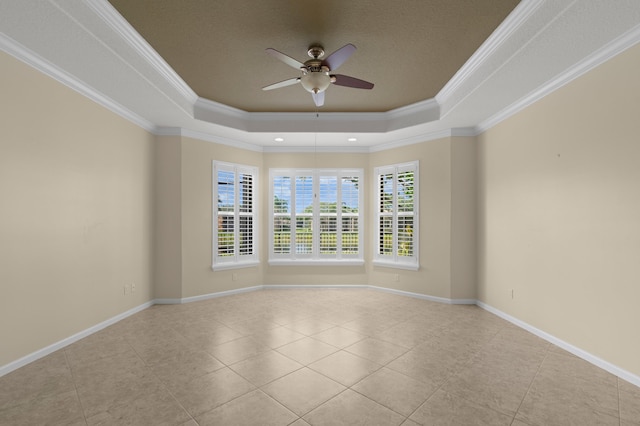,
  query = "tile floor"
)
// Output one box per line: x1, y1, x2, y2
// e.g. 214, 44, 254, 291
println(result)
1, 288, 639, 425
